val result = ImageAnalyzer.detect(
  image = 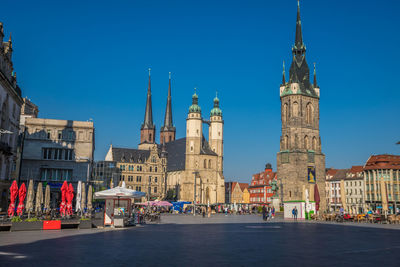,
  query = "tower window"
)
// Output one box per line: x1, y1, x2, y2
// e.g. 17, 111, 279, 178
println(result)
208, 160, 211, 169
204, 159, 207, 169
